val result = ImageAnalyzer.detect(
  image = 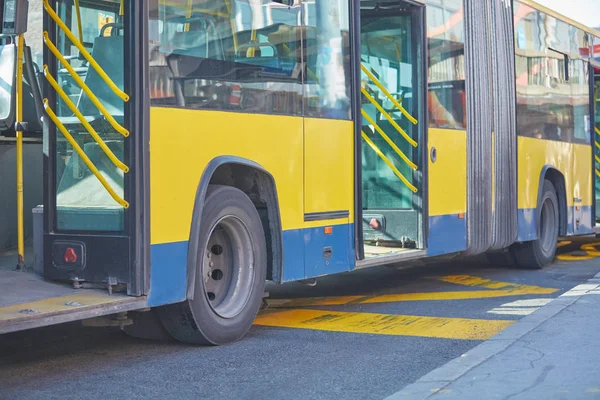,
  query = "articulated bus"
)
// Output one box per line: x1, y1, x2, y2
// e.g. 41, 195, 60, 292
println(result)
0, 0, 599, 344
